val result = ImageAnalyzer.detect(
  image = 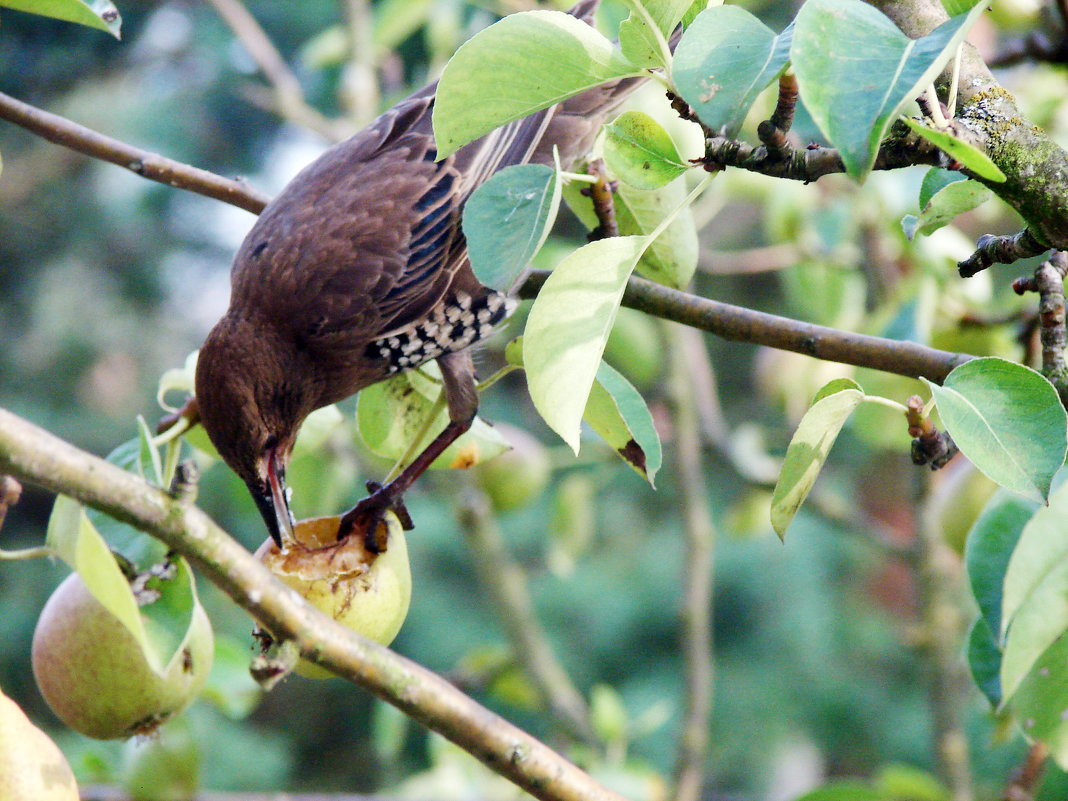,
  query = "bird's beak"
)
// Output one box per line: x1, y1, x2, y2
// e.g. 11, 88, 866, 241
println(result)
253, 448, 294, 548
